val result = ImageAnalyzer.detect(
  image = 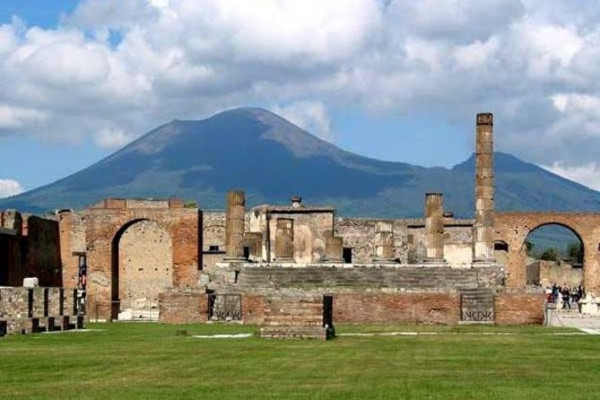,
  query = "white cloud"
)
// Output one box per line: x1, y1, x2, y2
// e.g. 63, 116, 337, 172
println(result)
272, 101, 333, 141
543, 162, 600, 191
94, 126, 135, 149
0, 179, 24, 198
1, 0, 600, 189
